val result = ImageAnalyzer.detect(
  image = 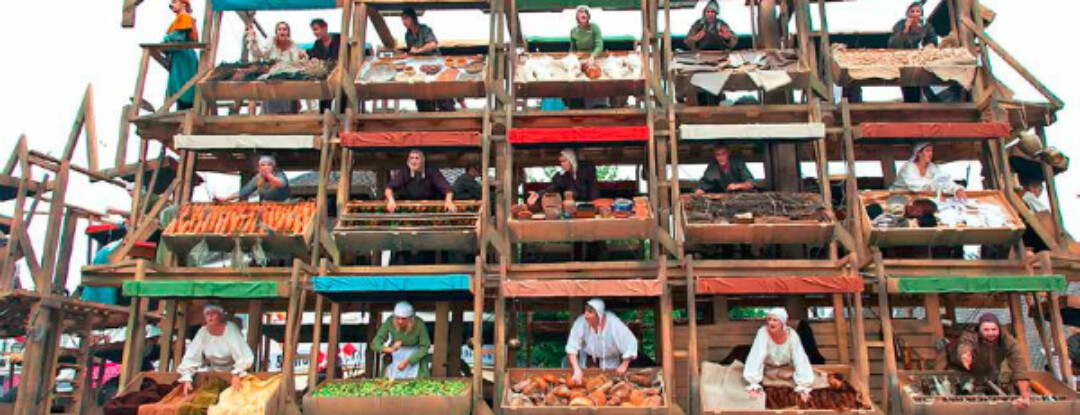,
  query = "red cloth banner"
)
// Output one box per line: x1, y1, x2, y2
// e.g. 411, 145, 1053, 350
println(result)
508, 126, 649, 145
859, 122, 1010, 139
503, 279, 662, 298
697, 276, 864, 294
